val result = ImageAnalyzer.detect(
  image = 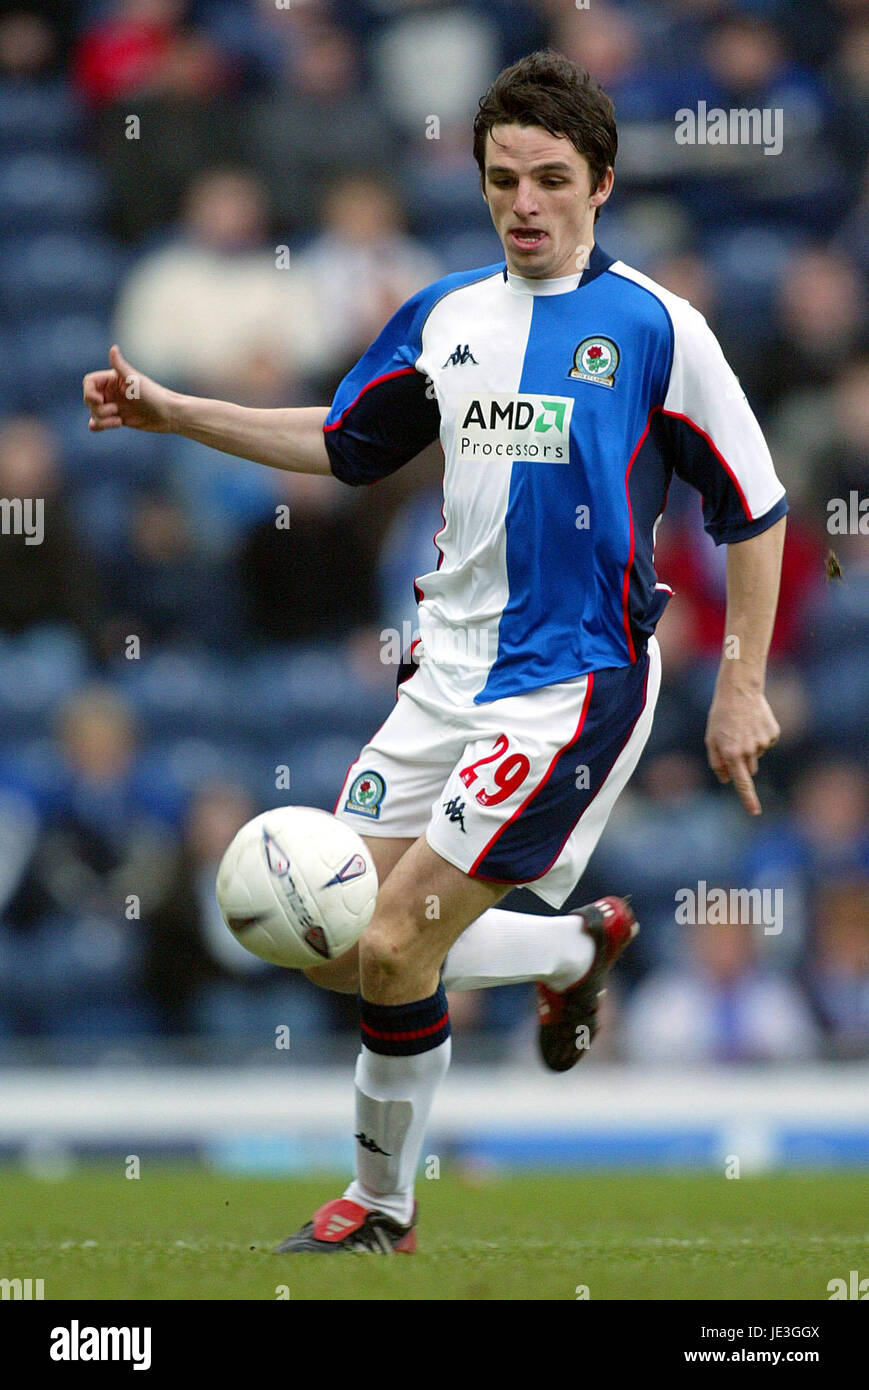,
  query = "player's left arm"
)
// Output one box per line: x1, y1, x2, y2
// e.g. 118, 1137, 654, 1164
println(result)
661, 298, 790, 816
705, 515, 786, 816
